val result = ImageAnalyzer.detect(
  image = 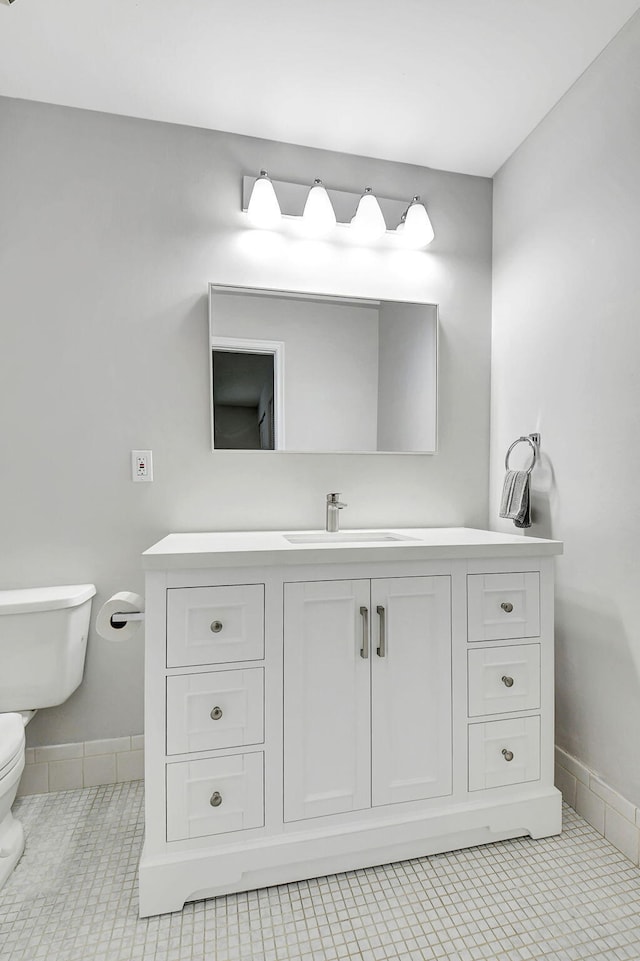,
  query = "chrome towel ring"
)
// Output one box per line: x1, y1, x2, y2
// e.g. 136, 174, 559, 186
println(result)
505, 434, 539, 473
